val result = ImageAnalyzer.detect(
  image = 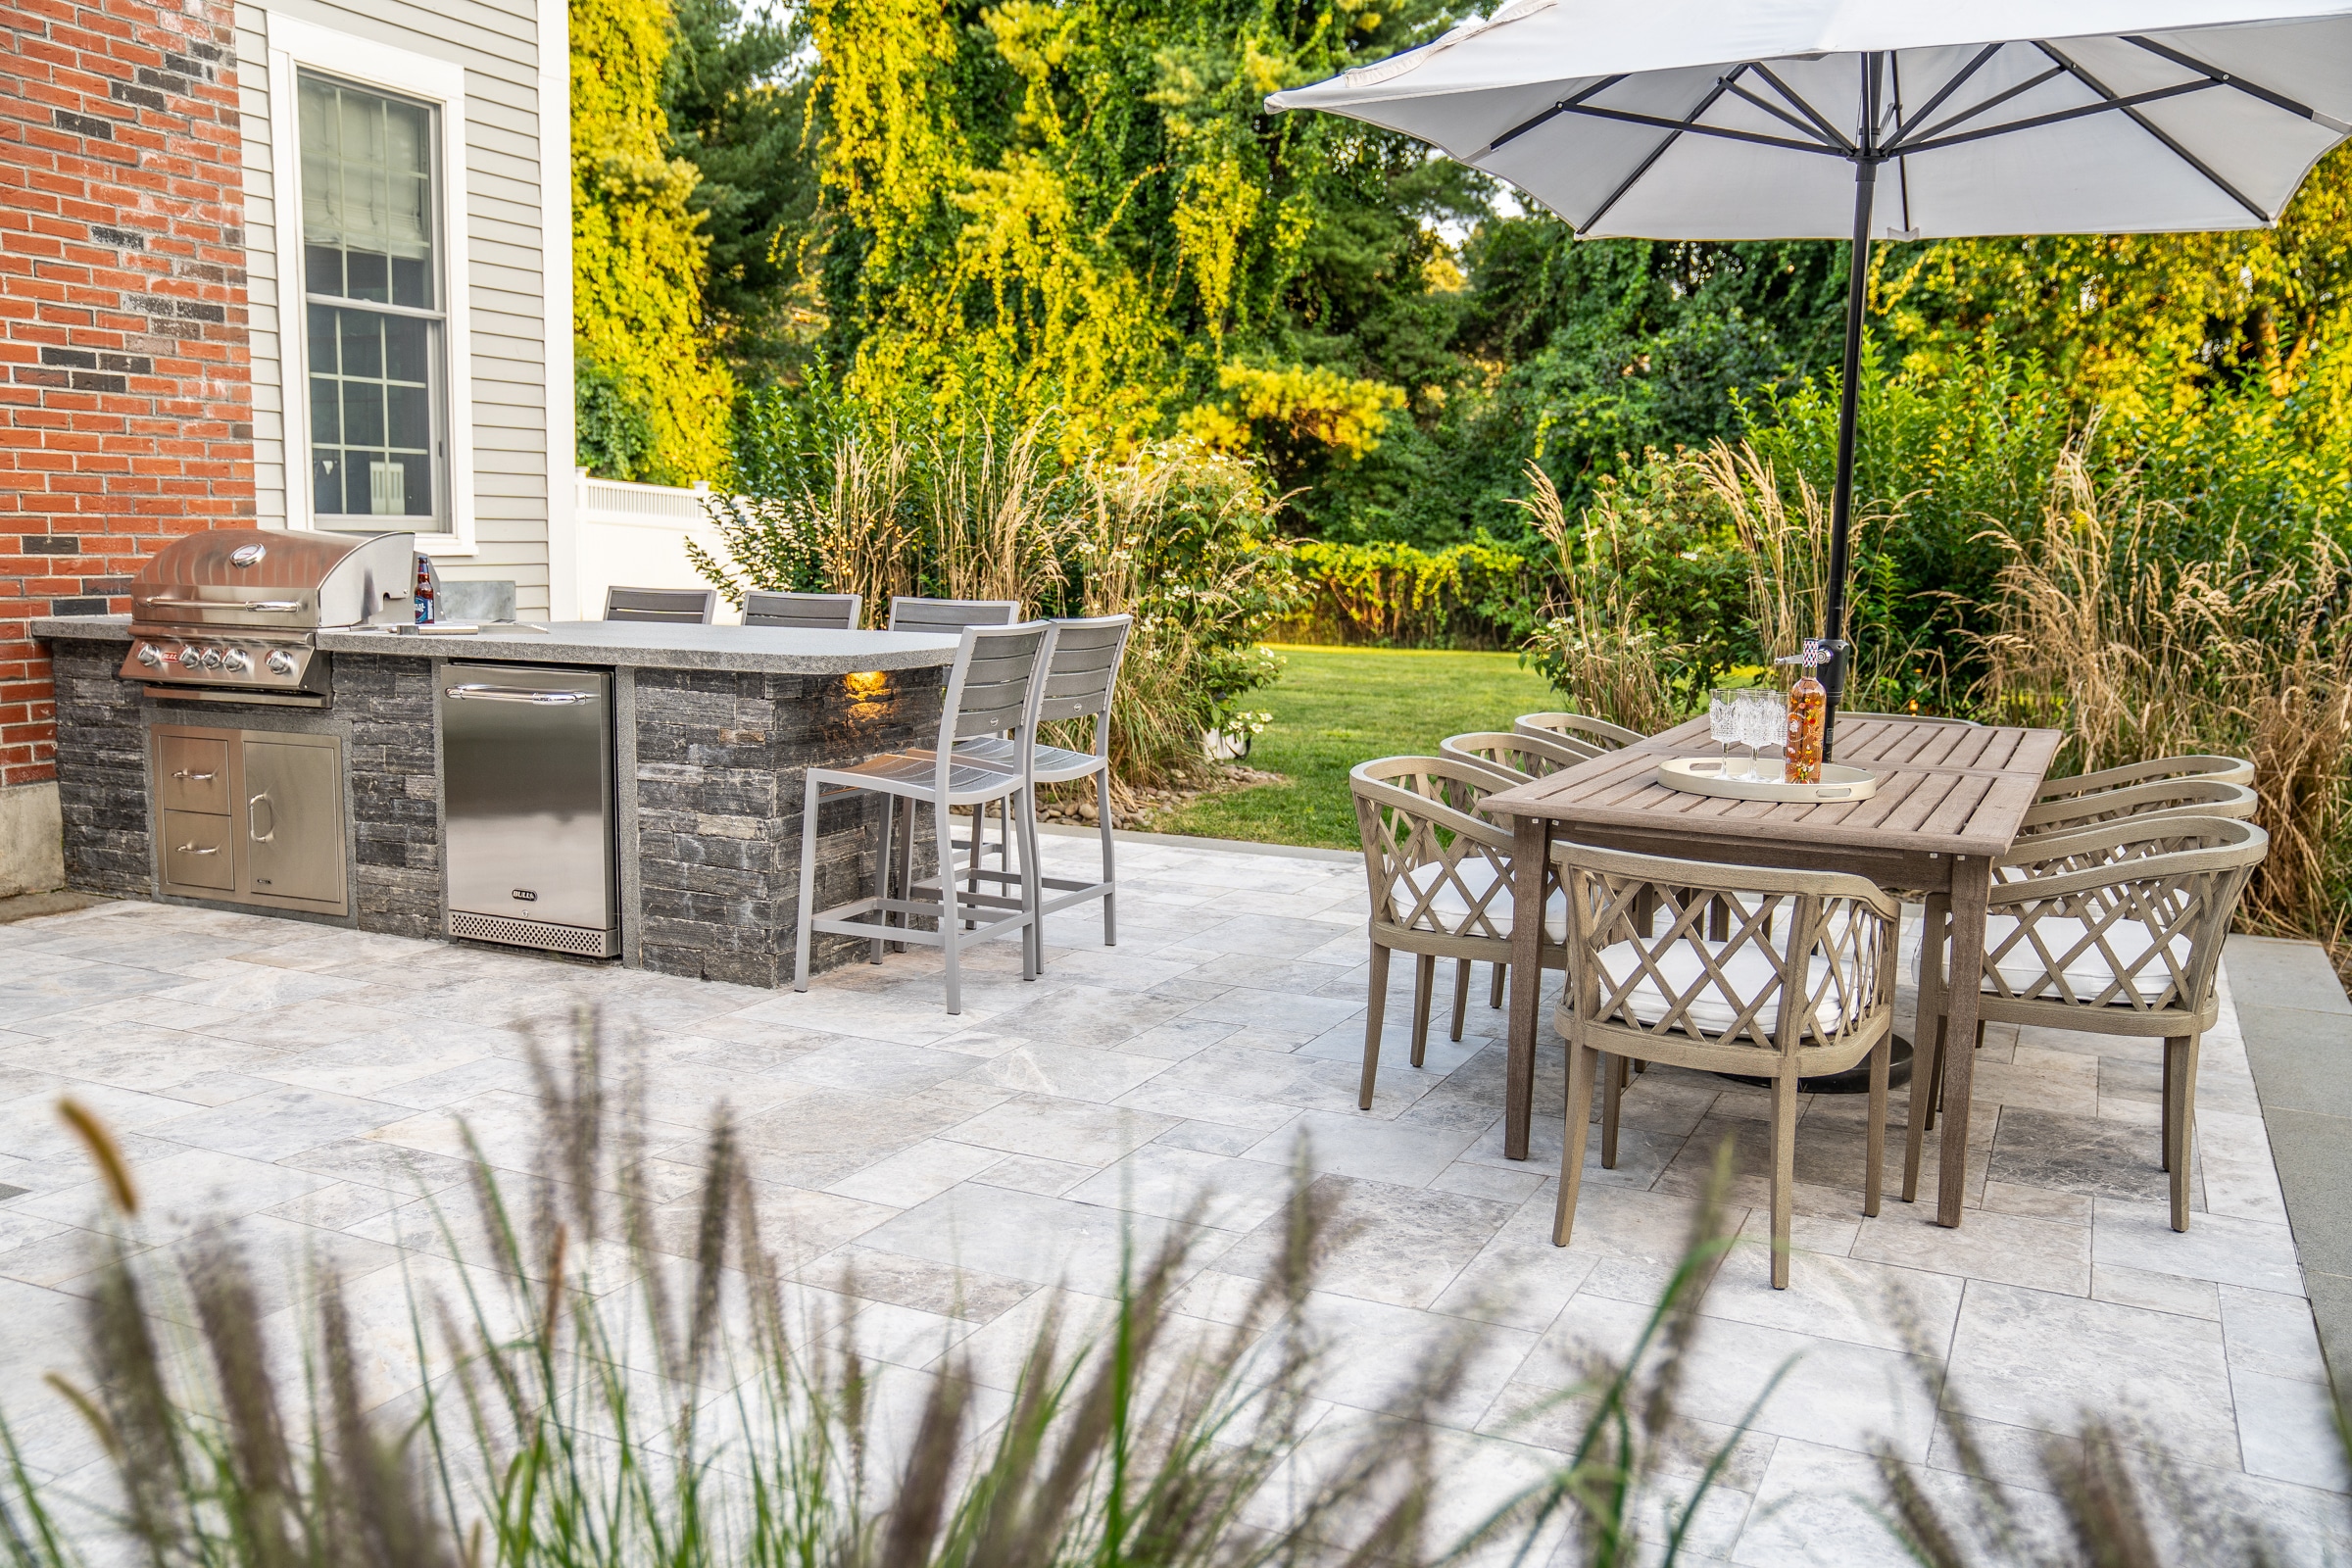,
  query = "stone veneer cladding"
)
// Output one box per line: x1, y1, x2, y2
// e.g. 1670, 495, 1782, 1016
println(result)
47, 639, 435, 933
634, 664, 945, 988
